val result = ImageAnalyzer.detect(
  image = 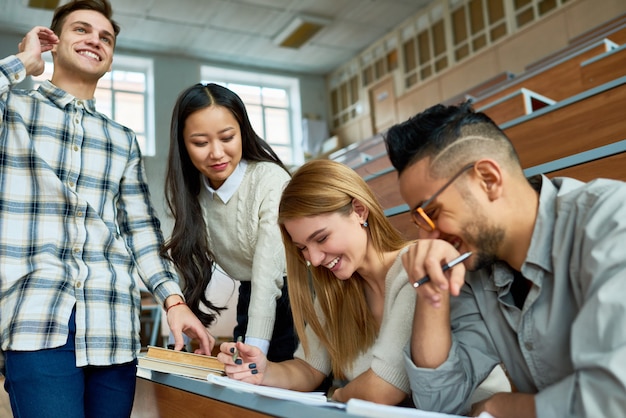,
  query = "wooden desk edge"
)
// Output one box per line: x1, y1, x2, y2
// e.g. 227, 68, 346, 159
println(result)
135, 369, 359, 418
